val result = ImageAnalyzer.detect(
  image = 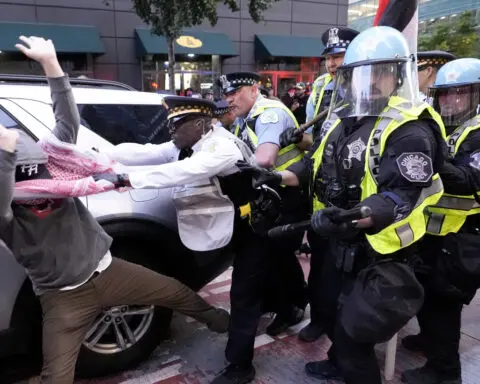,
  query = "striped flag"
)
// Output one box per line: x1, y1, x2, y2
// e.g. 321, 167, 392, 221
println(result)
373, 0, 419, 56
